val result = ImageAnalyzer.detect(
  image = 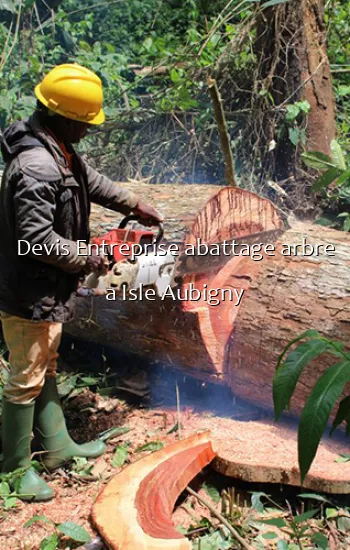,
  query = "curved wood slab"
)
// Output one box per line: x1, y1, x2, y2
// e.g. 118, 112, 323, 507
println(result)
92, 432, 216, 549
173, 417, 350, 495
